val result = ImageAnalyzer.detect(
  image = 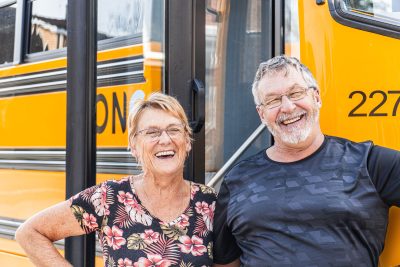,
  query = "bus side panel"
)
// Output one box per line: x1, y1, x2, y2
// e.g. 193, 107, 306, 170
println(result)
298, 1, 400, 265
